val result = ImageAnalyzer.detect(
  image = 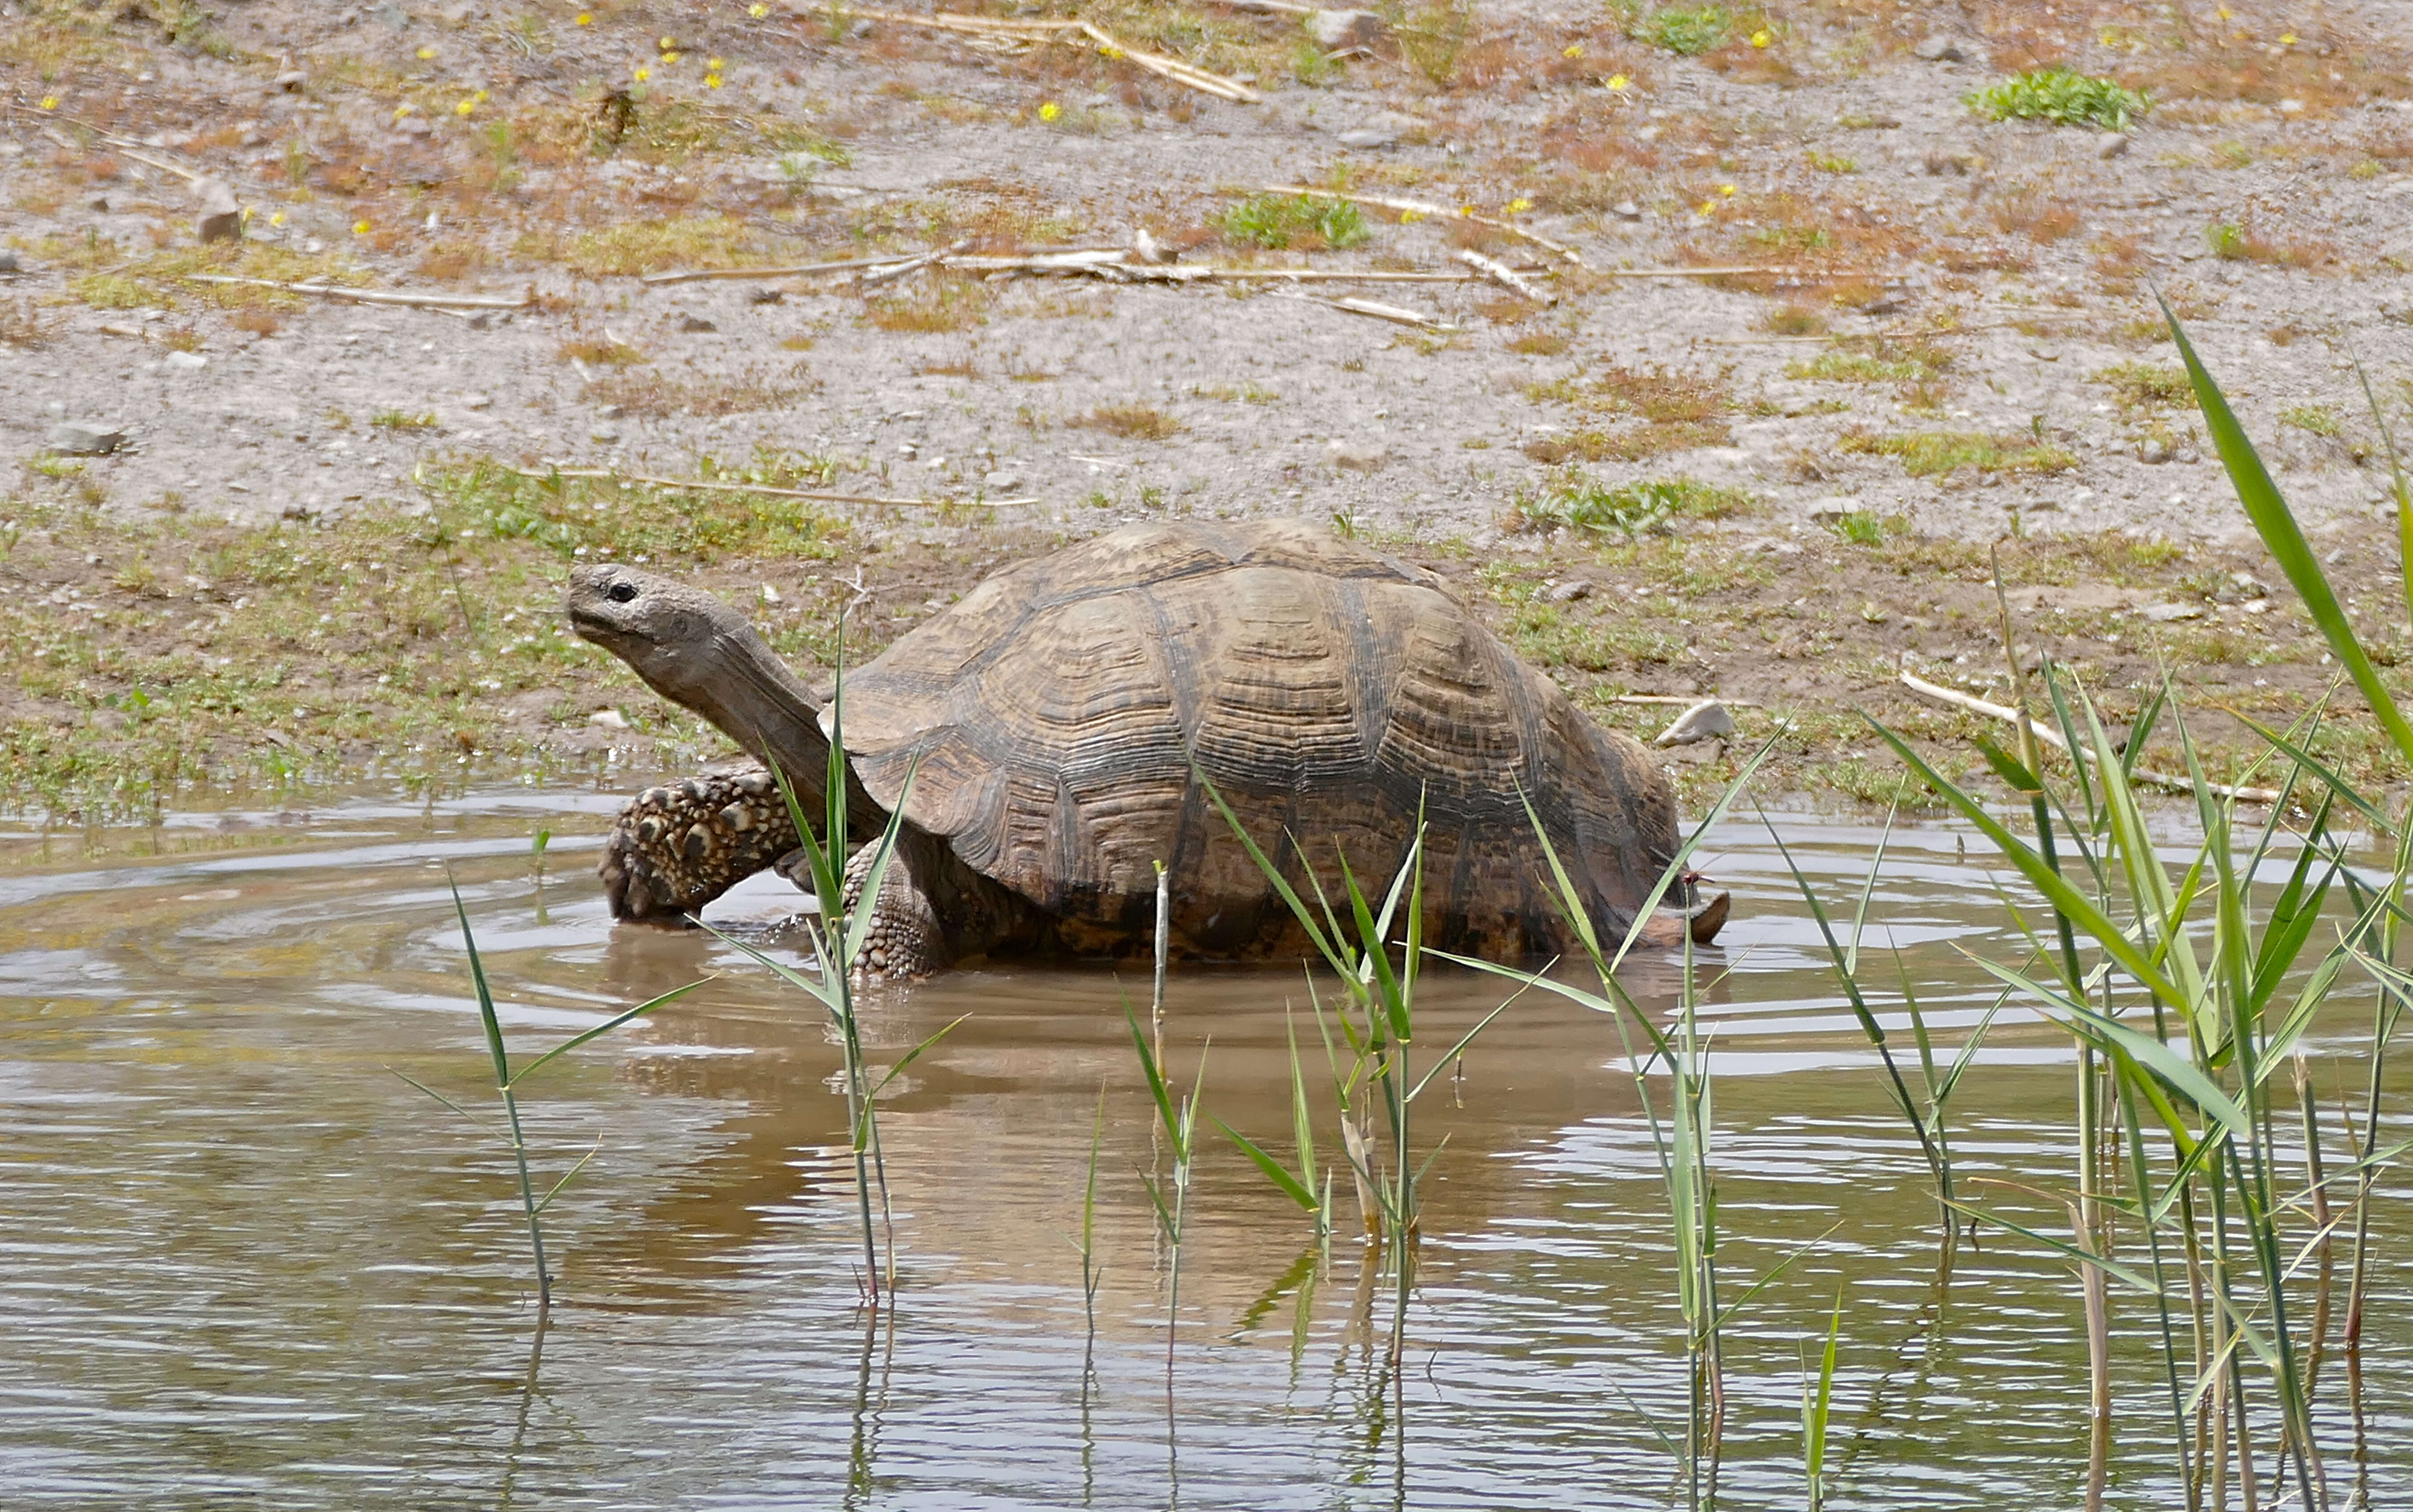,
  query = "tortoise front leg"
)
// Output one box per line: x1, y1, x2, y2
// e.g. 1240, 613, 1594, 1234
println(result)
600, 769, 801, 923
837, 834, 947, 978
